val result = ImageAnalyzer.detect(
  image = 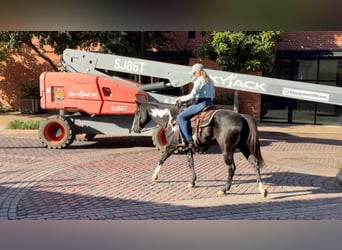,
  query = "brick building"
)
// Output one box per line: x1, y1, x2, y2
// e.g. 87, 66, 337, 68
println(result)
0, 38, 59, 111
174, 31, 342, 125
158, 31, 342, 125
264, 31, 342, 125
